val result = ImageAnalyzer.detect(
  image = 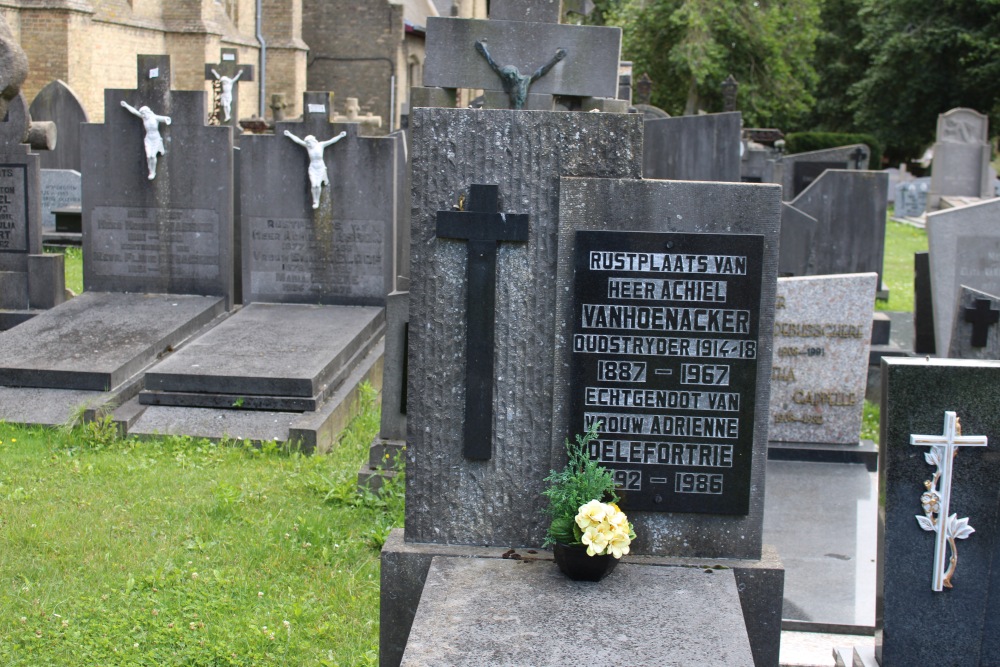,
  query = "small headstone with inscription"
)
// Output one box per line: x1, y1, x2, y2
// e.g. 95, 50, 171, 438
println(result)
0, 93, 65, 328
878, 357, 1000, 665
28, 79, 88, 172
779, 144, 870, 200
894, 177, 930, 219
0, 55, 230, 425
39, 169, 81, 232
767, 273, 876, 449
928, 108, 992, 209
642, 111, 741, 182
927, 198, 1000, 356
